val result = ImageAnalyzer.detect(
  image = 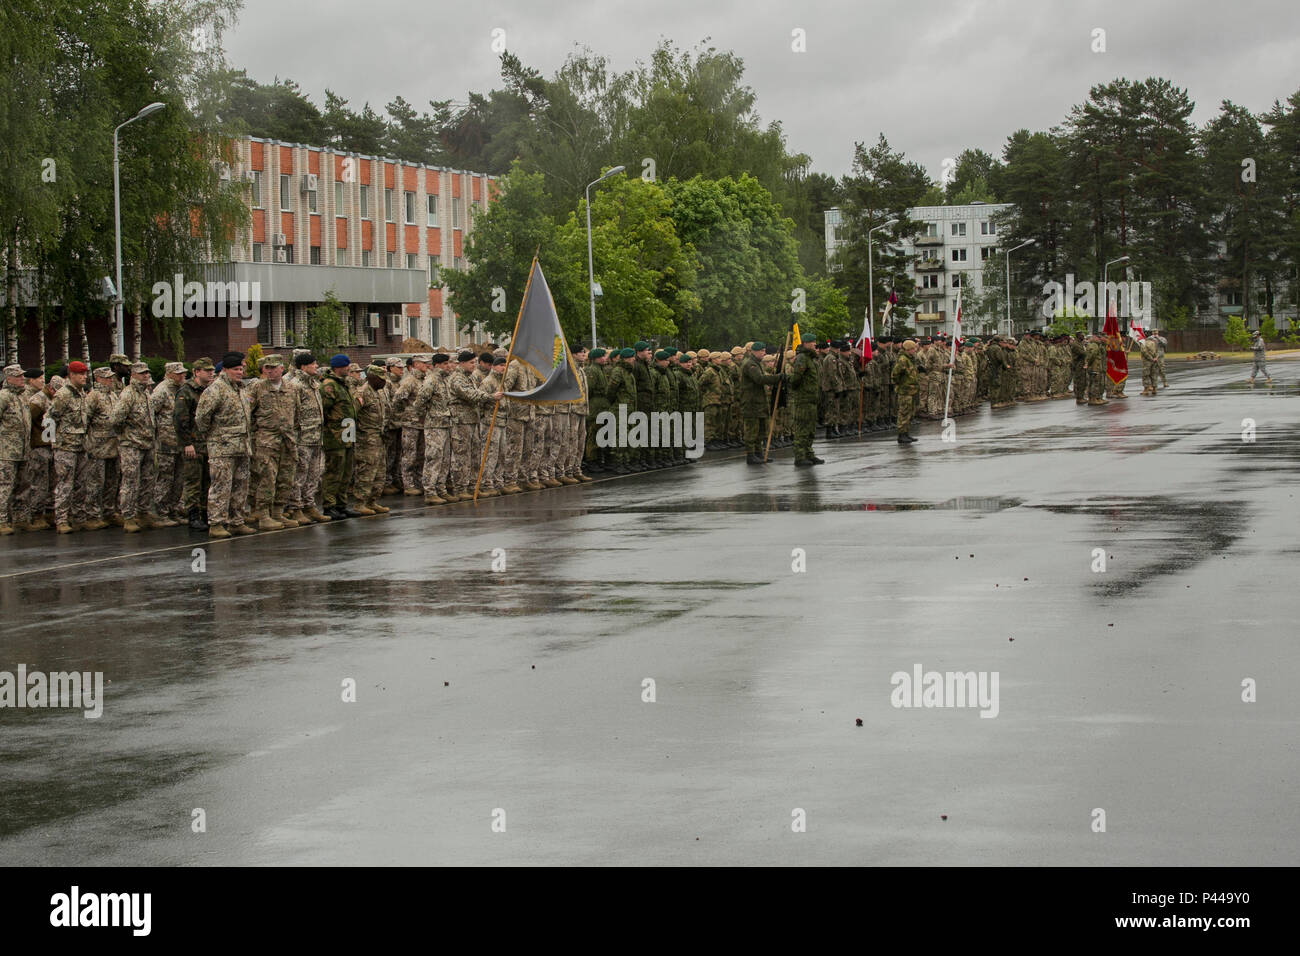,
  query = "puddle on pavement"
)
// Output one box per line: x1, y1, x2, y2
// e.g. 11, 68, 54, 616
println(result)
594, 494, 1023, 514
